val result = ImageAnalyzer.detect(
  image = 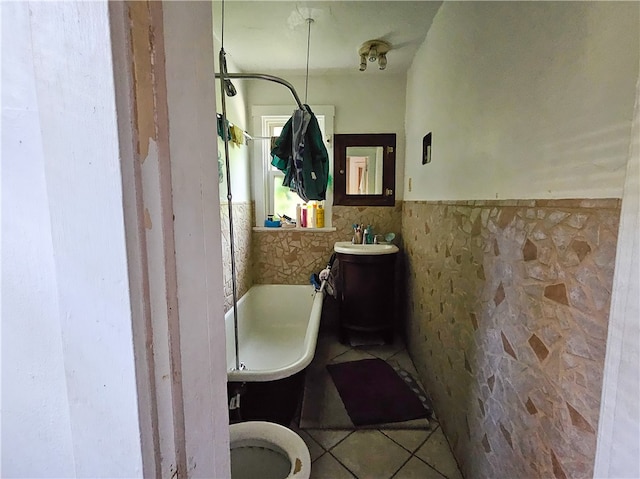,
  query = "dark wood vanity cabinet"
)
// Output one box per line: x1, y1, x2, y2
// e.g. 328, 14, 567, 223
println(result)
336, 252, 398, 344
